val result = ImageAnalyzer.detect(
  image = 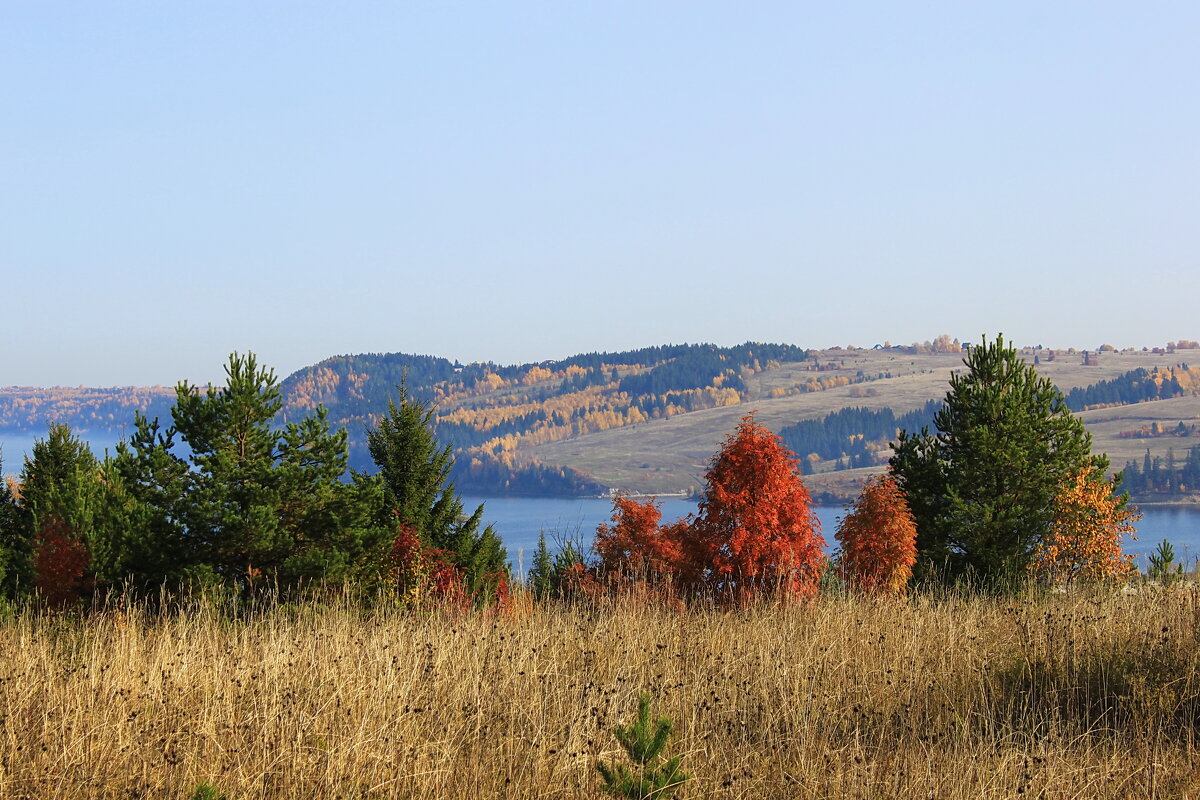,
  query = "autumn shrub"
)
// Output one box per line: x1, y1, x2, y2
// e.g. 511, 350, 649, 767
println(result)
387, 522, 470, 612
586, 416, 826, 608
593, 497, 690, 608
594, 496, 684, 581
33, 514, 92, 608
835, 474, 917, 596
1029, 469, 1139, 587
